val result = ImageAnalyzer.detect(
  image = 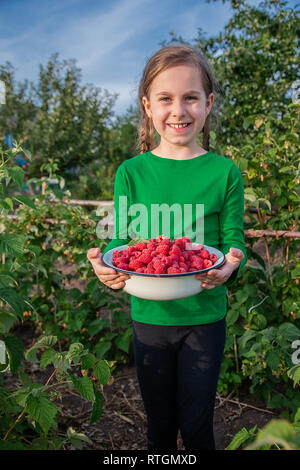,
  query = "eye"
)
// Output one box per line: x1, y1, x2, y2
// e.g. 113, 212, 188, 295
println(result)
160, 97, 170, 102
186, 96, 197, 101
